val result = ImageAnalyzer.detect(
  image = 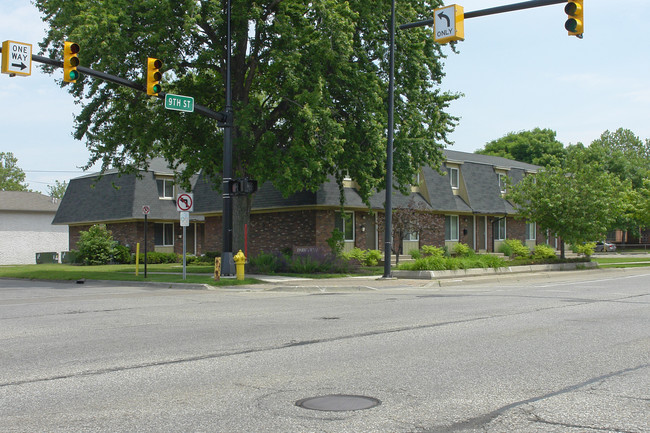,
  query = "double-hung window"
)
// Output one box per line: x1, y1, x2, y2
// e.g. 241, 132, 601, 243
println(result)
498, 173, 507, 194
157, 178, 174, 199
526, 222, 536, 241
495, 218, 507, 241
449, 167, 459, 189
154, 223, 174, 246
445, 215, 459, 241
